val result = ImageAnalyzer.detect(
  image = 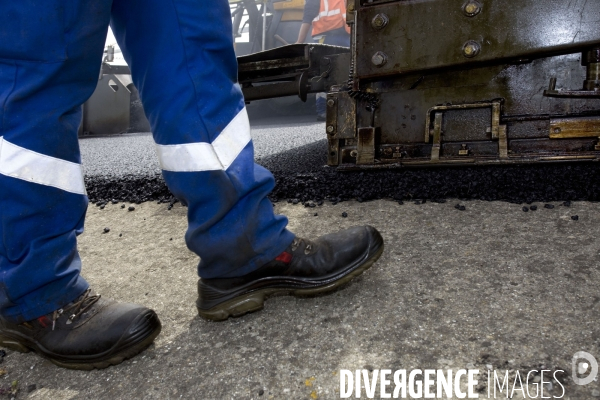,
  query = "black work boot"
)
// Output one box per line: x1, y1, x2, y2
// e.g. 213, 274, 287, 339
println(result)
197, 225, 384, 321
0, 289, 161, 370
